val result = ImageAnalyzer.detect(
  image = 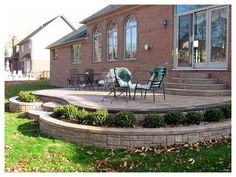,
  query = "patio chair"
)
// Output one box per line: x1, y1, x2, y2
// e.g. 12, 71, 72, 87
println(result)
113, 67, 133, 101
133, 66, 168, 102
101, 69, 116, 102
67, 69, 79, 90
